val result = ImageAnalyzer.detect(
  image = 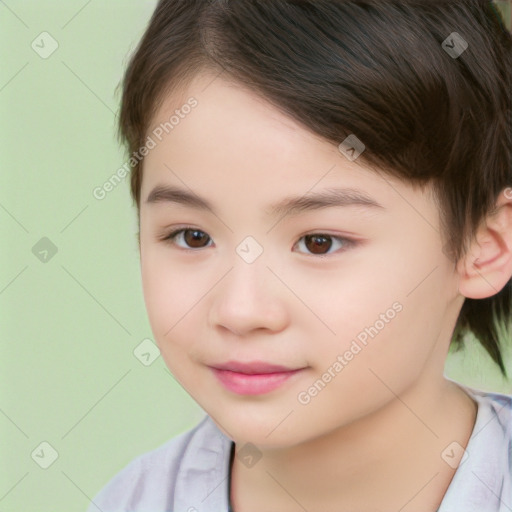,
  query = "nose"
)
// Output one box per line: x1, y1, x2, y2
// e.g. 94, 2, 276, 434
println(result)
209, 258, 289, 337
